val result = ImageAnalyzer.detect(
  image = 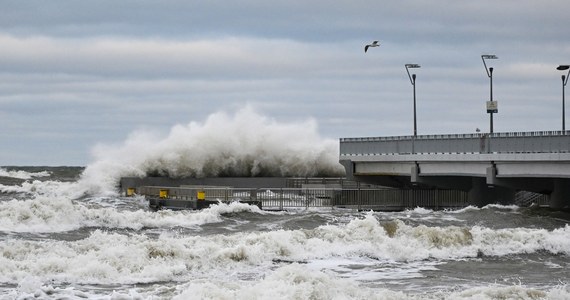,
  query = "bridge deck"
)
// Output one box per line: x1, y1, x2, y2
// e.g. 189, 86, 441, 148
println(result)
339, 130, 570, 208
